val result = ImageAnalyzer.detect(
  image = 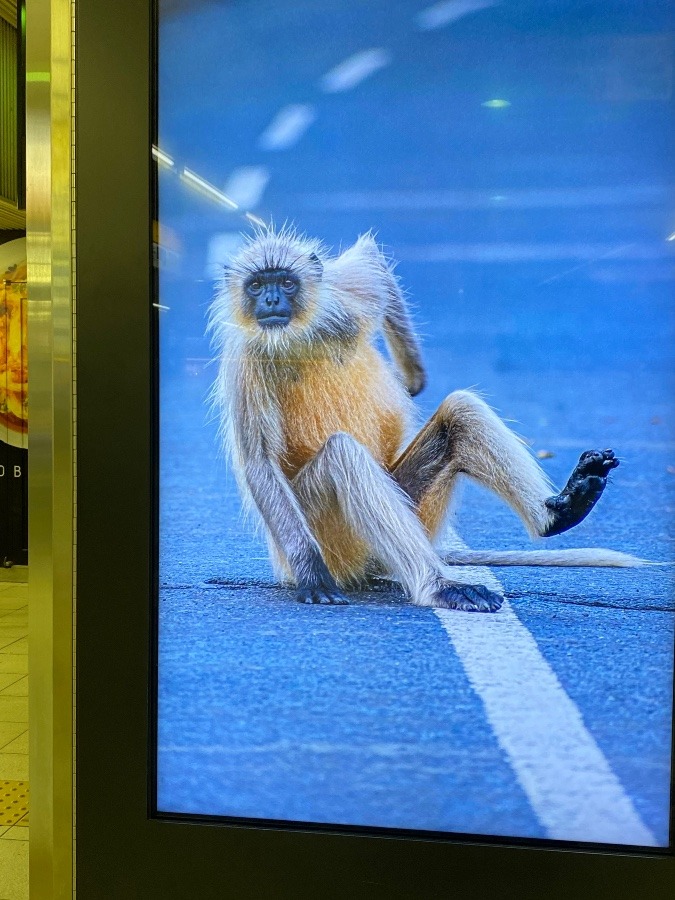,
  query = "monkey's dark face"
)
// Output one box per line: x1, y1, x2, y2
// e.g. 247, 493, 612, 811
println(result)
244, 269, 300, 329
